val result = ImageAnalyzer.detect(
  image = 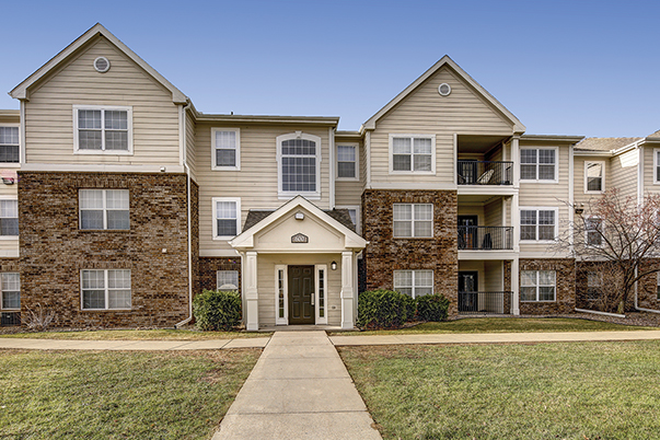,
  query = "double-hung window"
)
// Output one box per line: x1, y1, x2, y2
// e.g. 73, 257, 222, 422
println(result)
394, 270, 433, 298
0, 199, 18, 236
585, 217, 602, 246
337, 145, 357, 179
585, 161, 604, 193
81, 269, 131, 310
277, 133, 322, 198
587, 271, 602, 300
217, 270, 239, 291
0, 273, 20, 310
521, 270, 556, 302
74, 106, 132, 153
393, 204, 433, 238
0, 126, 19, 163
212, 128, 240, 170
390, 135, 435, 173
520, 148, 556, 181
213, 198, 241, 239
520, 208, 556, 241
79, 190, 129, 230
